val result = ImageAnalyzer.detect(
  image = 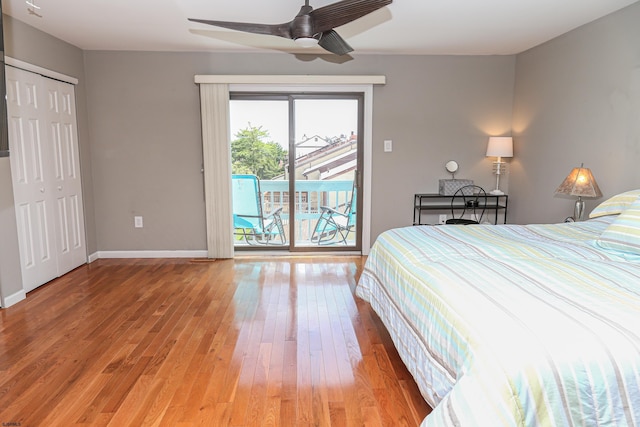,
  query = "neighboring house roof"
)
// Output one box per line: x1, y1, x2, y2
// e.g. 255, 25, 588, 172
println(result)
295, 134, 333, 158
295, 133, 356, 163
320, 159, 357, 180
302, 148, 358, 179
286, 132, 358, 181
